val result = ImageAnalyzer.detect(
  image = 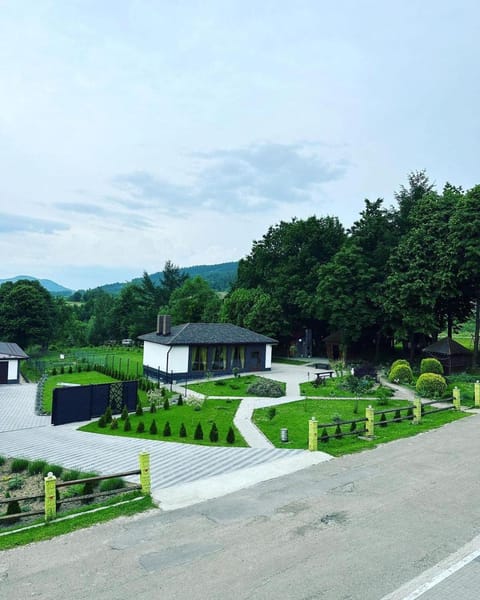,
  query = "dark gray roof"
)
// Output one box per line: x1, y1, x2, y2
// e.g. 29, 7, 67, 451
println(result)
138, 323, 277, 346
0, 342, 29, 360
422, 337, 472, 356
